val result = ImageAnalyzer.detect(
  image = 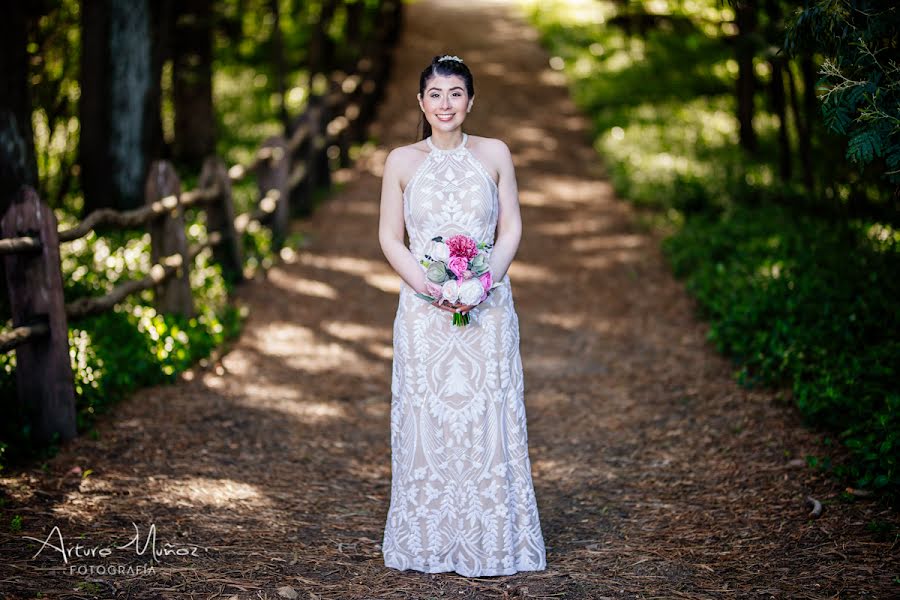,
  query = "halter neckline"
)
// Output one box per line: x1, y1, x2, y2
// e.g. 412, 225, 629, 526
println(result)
426, 133, 468, 153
